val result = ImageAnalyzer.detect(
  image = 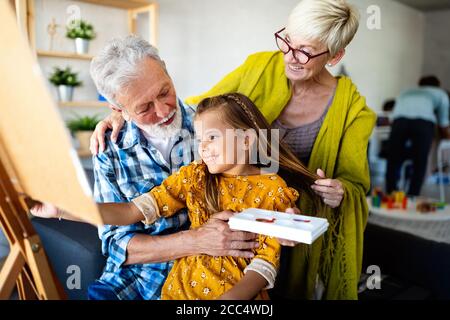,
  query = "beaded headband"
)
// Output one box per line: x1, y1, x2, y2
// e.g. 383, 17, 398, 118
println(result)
224, 94, 258, 128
